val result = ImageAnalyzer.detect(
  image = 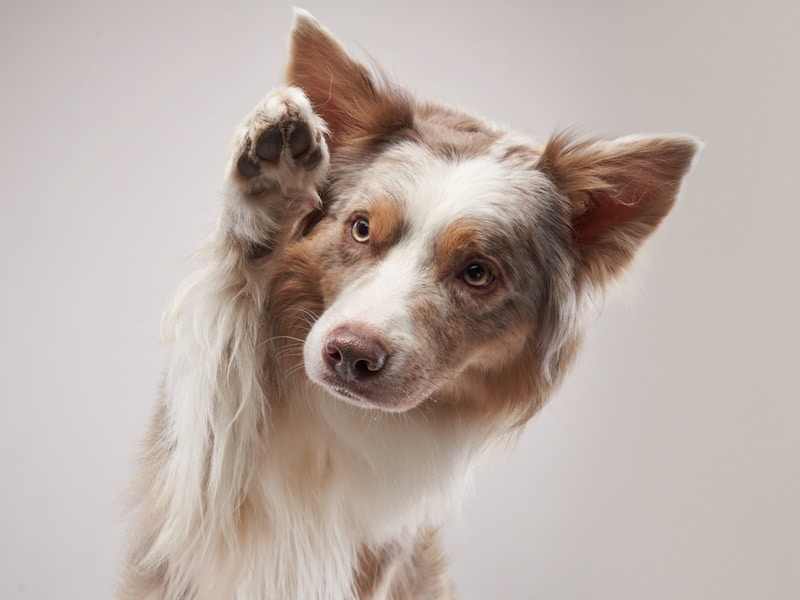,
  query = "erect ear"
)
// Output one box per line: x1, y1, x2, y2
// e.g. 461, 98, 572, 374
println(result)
537, 133, 701, 285
285, 10, 412, 147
